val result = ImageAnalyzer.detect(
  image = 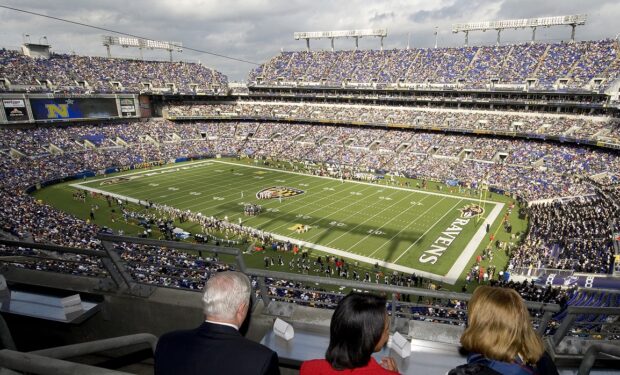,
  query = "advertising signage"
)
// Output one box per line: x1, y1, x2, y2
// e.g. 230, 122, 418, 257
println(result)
3, 99, 29, 122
